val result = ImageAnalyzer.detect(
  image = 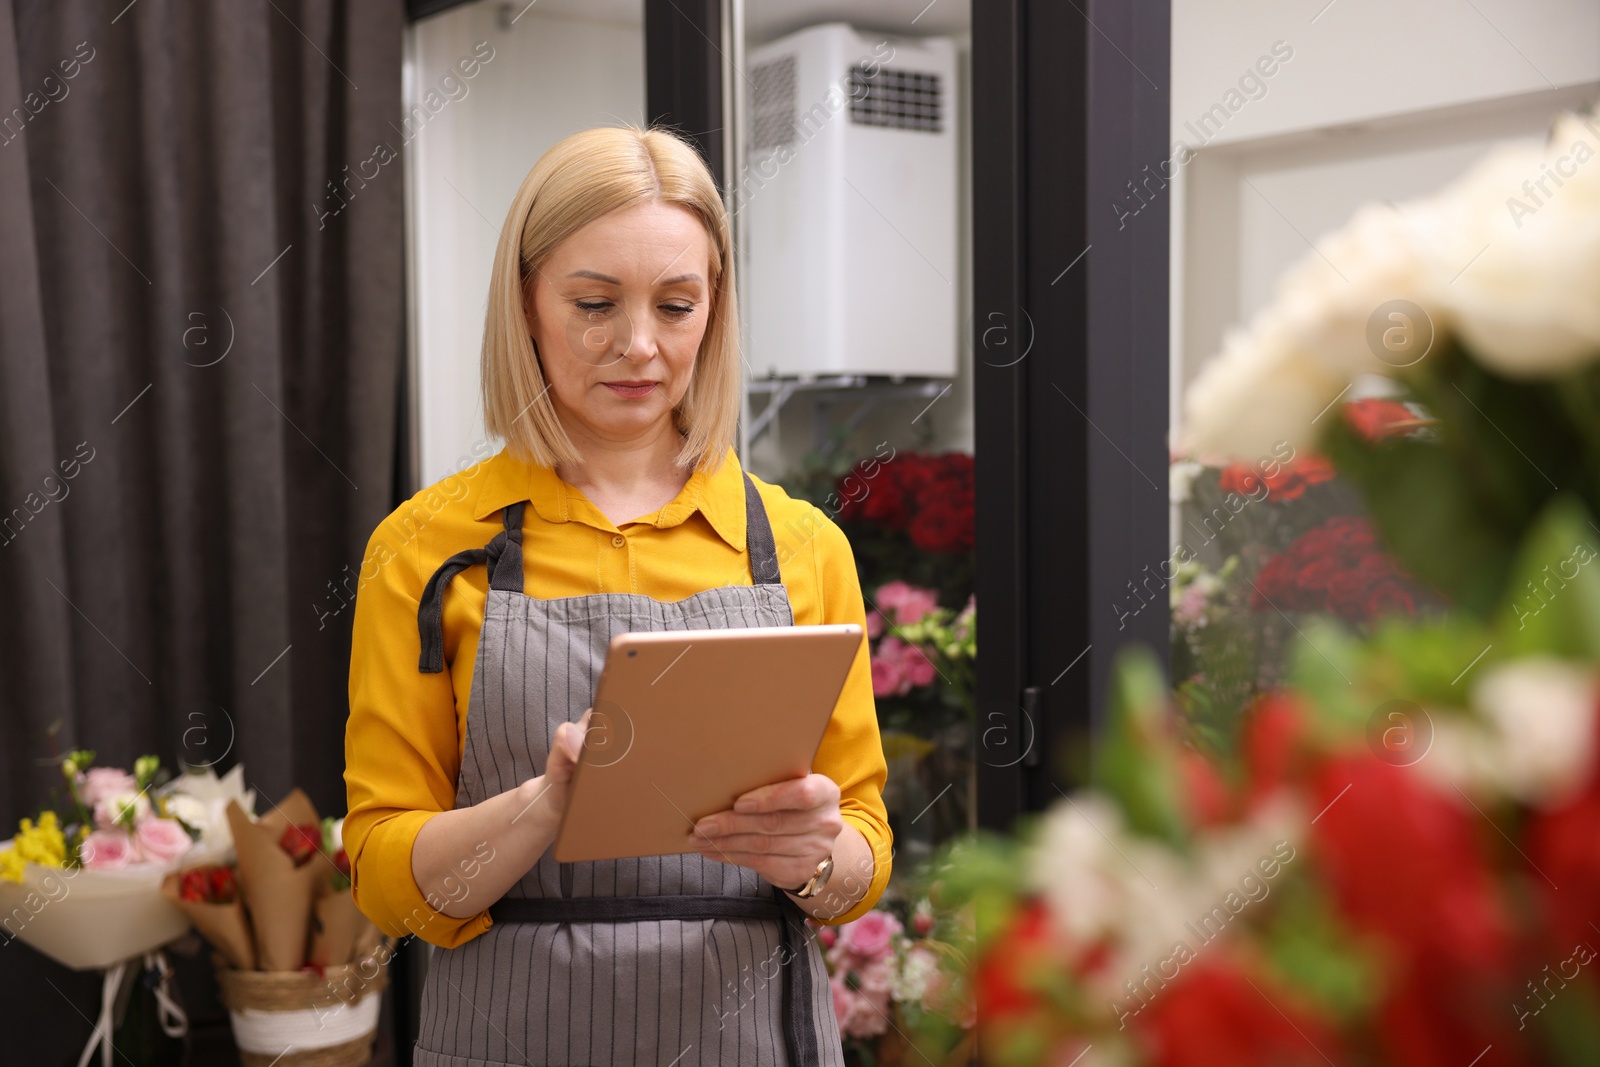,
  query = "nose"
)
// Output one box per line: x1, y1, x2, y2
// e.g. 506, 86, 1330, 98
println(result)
617, 299, 659, 365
